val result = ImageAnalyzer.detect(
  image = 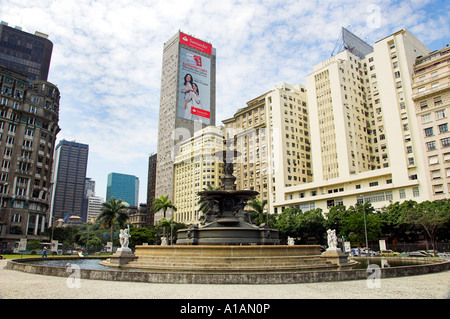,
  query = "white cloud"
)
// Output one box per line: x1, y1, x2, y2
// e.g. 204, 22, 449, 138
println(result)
0, 0, 448, 202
